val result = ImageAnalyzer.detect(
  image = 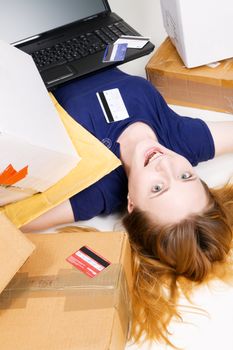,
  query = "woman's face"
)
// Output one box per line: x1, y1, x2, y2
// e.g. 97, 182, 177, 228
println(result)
127, 140, 208, 224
